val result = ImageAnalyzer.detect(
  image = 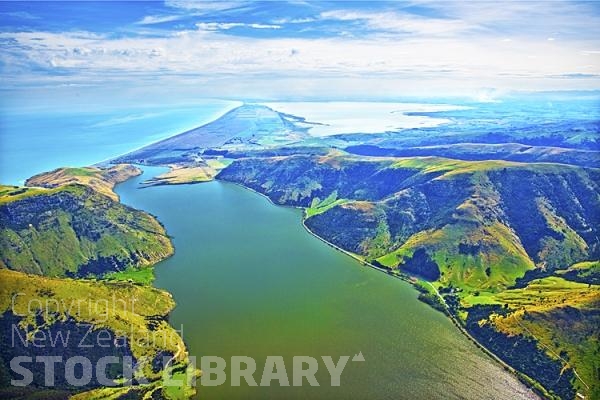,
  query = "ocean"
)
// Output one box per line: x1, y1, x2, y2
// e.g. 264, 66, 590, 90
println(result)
0, 99, 240, 185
